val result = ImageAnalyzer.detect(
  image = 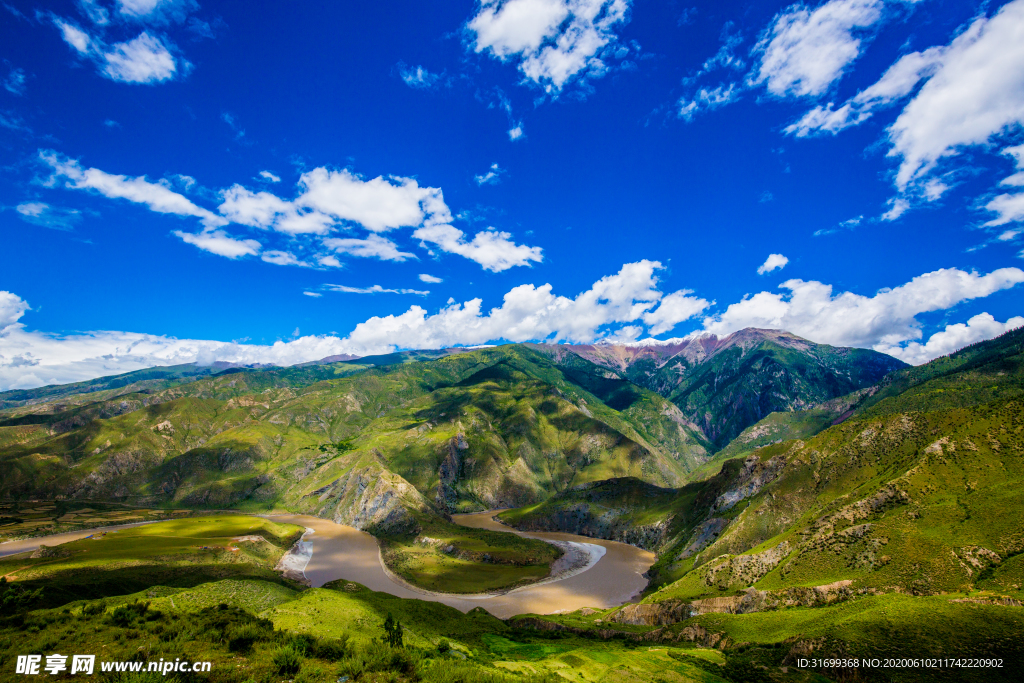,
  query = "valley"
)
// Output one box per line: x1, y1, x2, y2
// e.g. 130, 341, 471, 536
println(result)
1, 326, 1022, 681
